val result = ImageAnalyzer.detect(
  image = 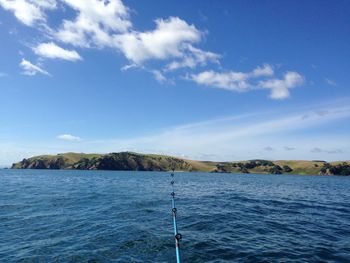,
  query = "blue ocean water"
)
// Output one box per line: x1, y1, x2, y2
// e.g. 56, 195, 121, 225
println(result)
0, 170, 349, 262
